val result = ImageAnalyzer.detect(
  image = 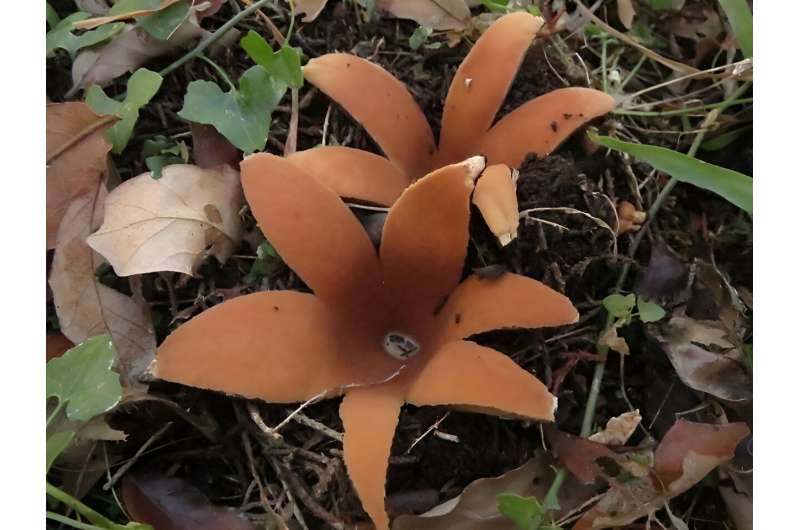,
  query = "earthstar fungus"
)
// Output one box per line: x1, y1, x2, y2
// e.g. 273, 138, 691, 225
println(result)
298, 12, 616, 244
155, 154, 579, 529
